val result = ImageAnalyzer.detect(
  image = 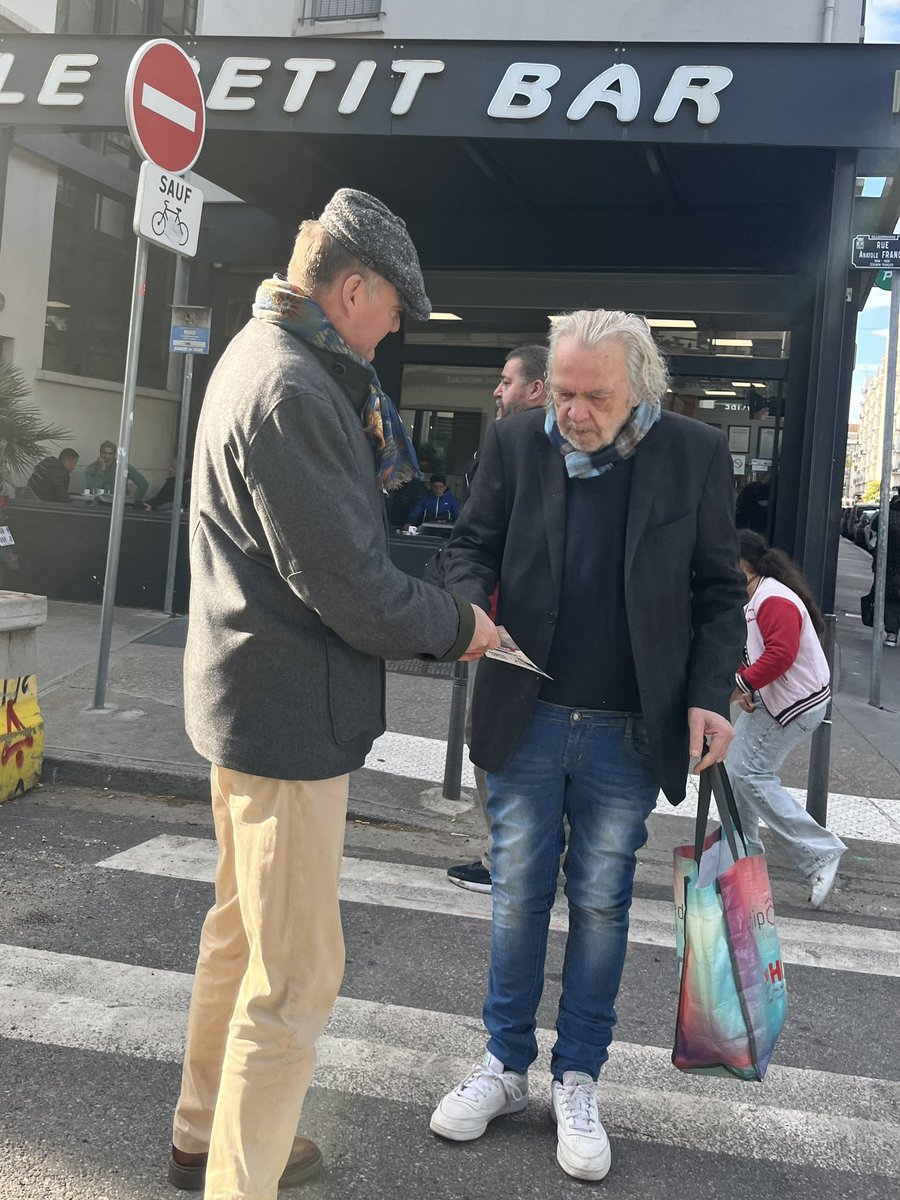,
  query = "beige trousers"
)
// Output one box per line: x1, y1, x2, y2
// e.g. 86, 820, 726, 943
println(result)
172, 765, 349, 1200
